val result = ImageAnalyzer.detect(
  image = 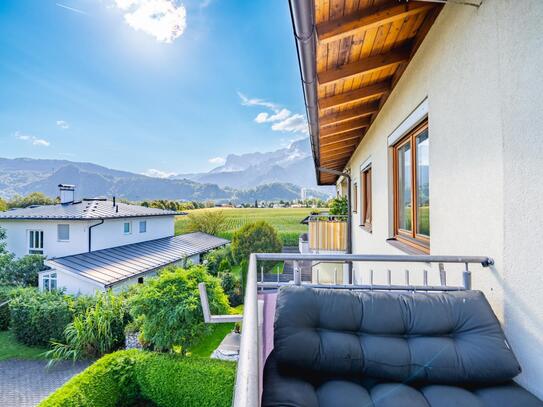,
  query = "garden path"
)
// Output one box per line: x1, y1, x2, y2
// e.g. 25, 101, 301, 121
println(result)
0, 359, 90, 406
